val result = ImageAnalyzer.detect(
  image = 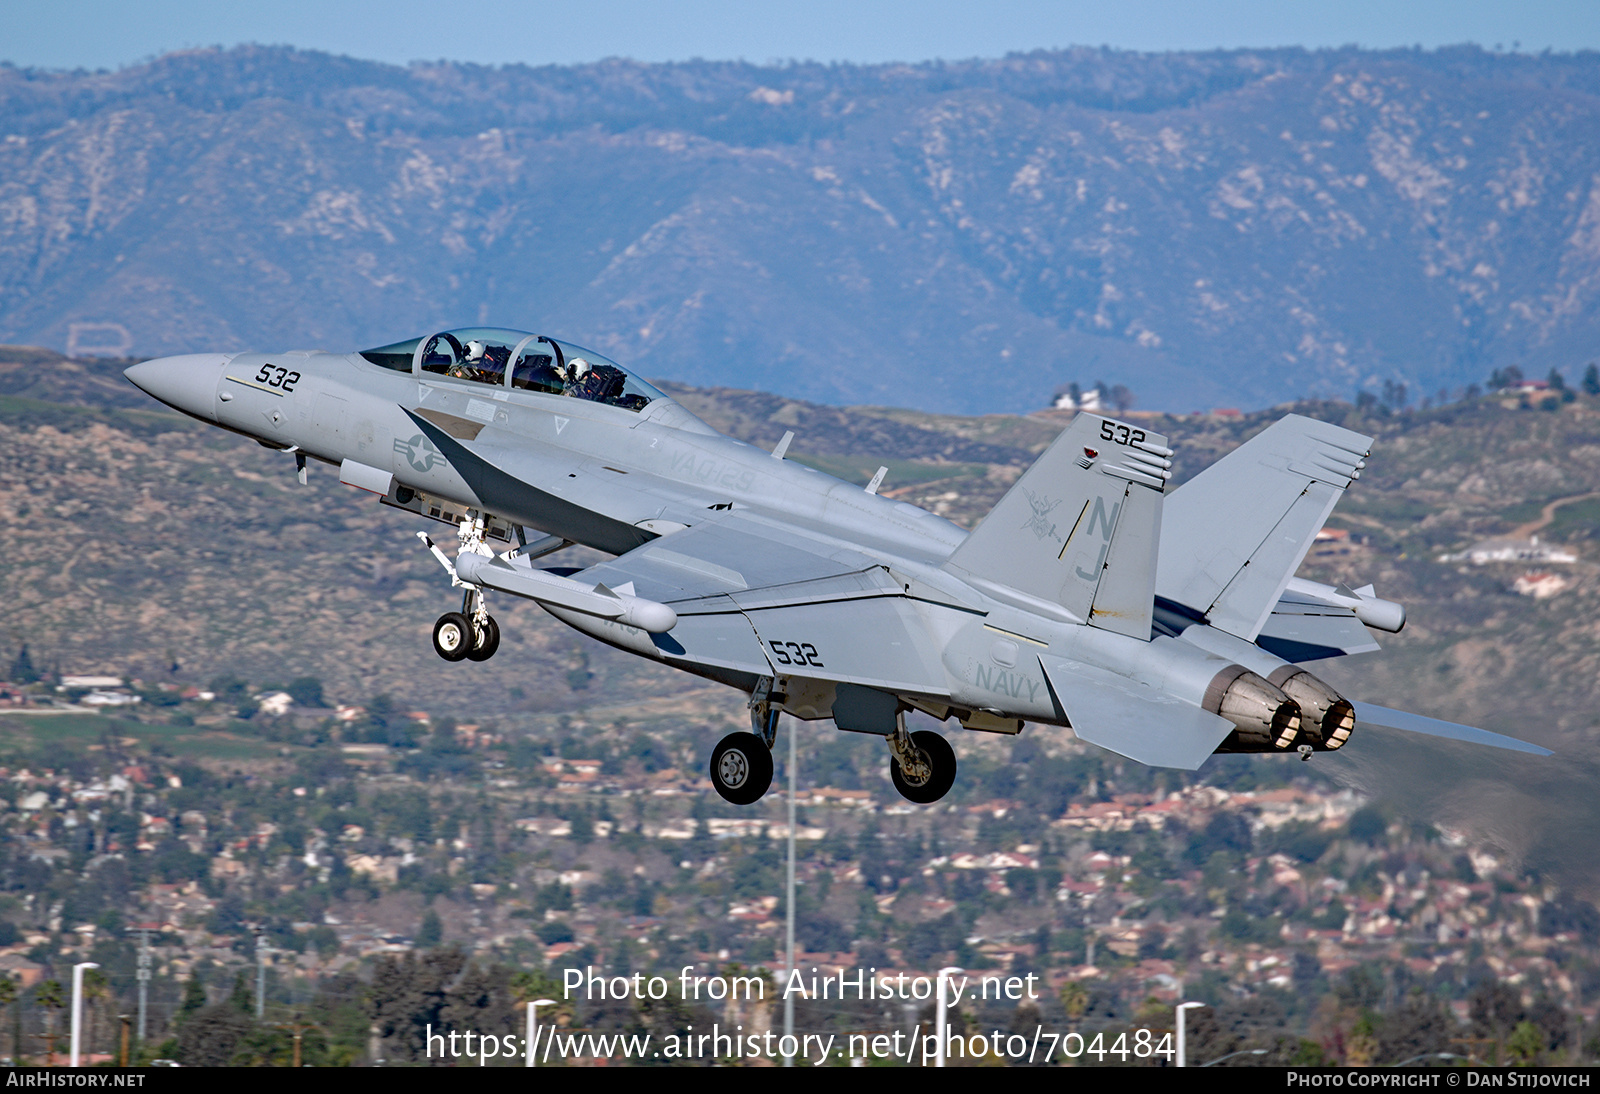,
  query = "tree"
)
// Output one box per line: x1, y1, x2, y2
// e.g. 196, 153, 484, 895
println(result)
1347, 806, 1387, 844
83, 968, 109, 1061
8, 644, 38, 684
175, 1005, 254, 1066
227, 970, 253, 1014
440, 962, 515, 1046
1059, 981, 1089, 1030
416, 909, 442, 948
1471, 981, 1524, 1062
177, 976, 206, 1025
511, 970, 573, 1040
1508, 1020, 1544, 1065
1488, 365, 1524, 391
368, 947, 467, 1062
287, 676, 324, 708
0, 977, 15, 1063
1584, 363, 1600, 397
33, 980, 63, 1064
1377, 997, 1453, 1065
1345, 1013, 1378, 1067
